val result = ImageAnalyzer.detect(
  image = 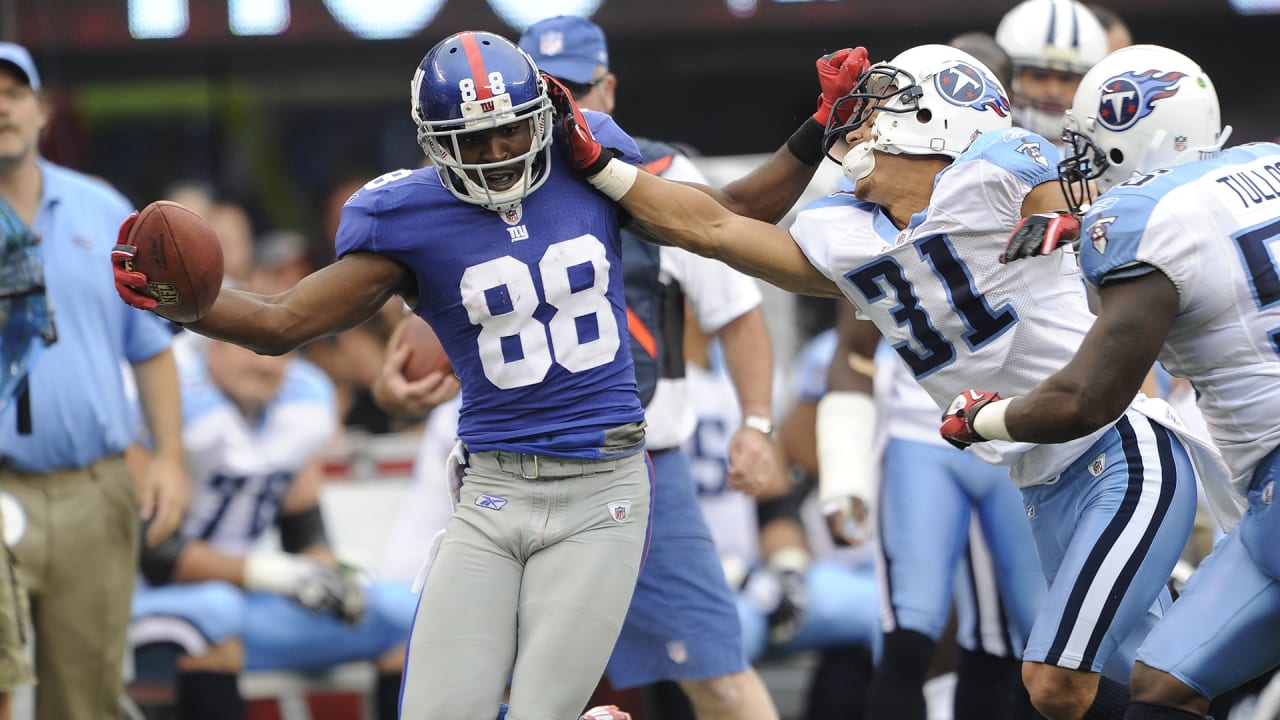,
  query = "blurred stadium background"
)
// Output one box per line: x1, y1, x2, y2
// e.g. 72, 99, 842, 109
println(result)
5, 0, 1280, 264
6, 2, 1280, 718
